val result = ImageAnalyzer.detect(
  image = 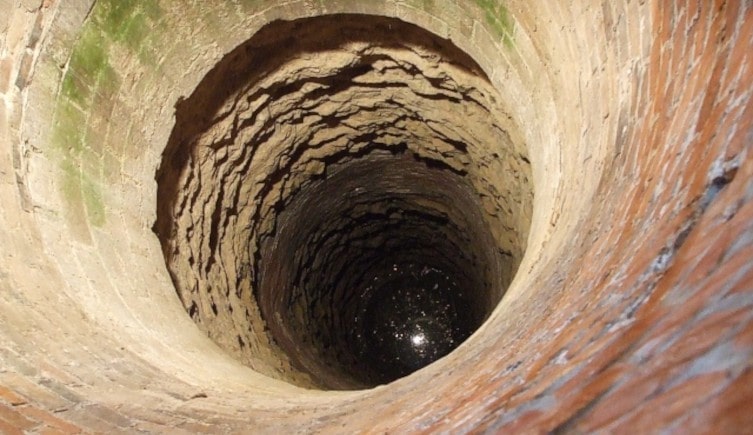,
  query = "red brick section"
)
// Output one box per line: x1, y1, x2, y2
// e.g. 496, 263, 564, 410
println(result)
0, 387, 27, 407
0, 389, 81, 434
480, 2, 753, 432
390, 2, 753, 433
572, 2, 753, 430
